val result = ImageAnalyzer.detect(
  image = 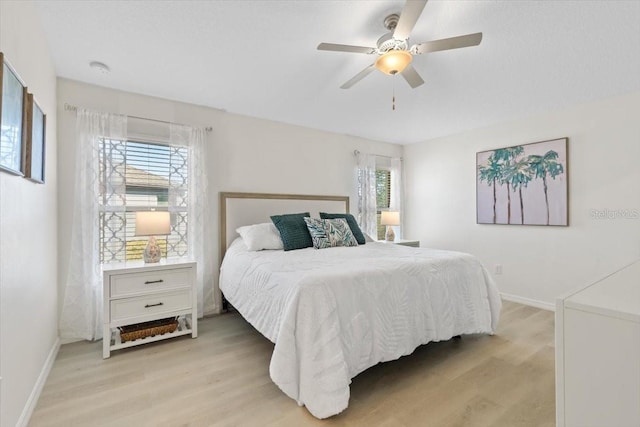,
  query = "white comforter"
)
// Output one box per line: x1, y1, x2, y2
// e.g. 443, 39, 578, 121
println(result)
219, 239, 501, 419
